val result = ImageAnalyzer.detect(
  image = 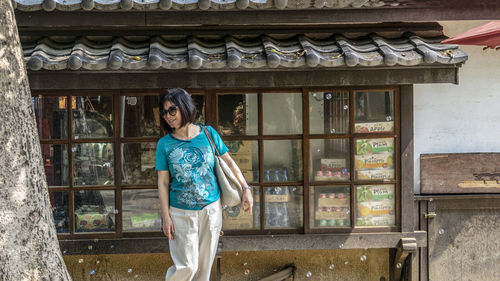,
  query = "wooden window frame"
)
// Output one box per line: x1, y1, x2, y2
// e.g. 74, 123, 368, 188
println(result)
215, 87, 400, 235
34, 86, 402, 240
